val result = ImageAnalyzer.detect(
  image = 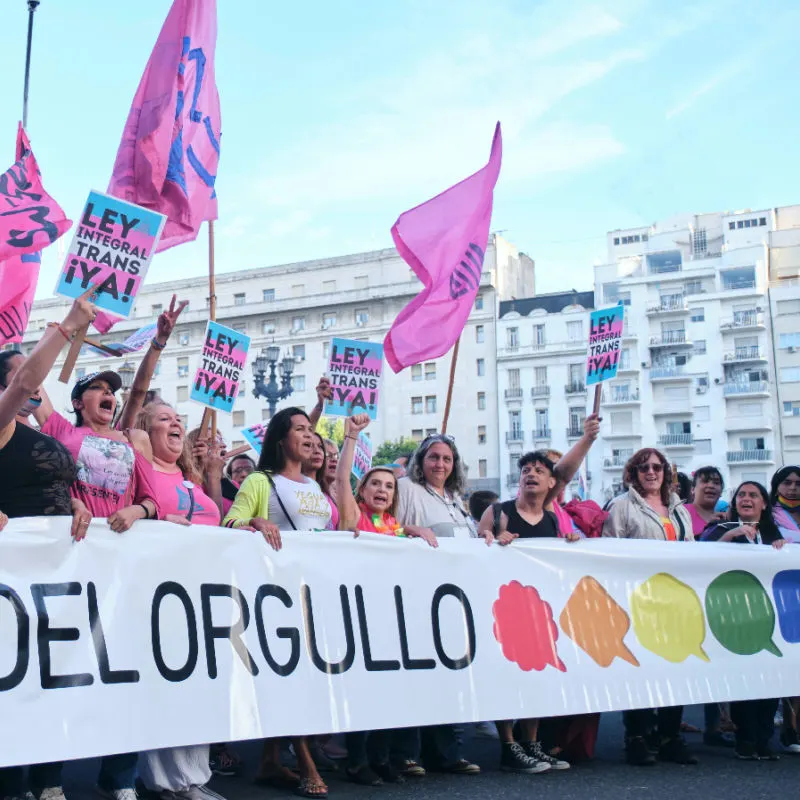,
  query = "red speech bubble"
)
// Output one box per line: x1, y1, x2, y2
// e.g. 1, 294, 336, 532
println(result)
493, 580, 566, 672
